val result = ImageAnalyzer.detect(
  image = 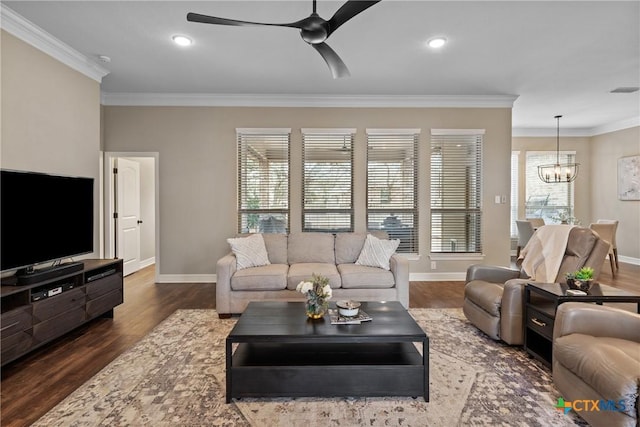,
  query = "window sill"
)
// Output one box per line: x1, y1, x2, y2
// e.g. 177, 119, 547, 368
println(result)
429, 253, 485, 261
